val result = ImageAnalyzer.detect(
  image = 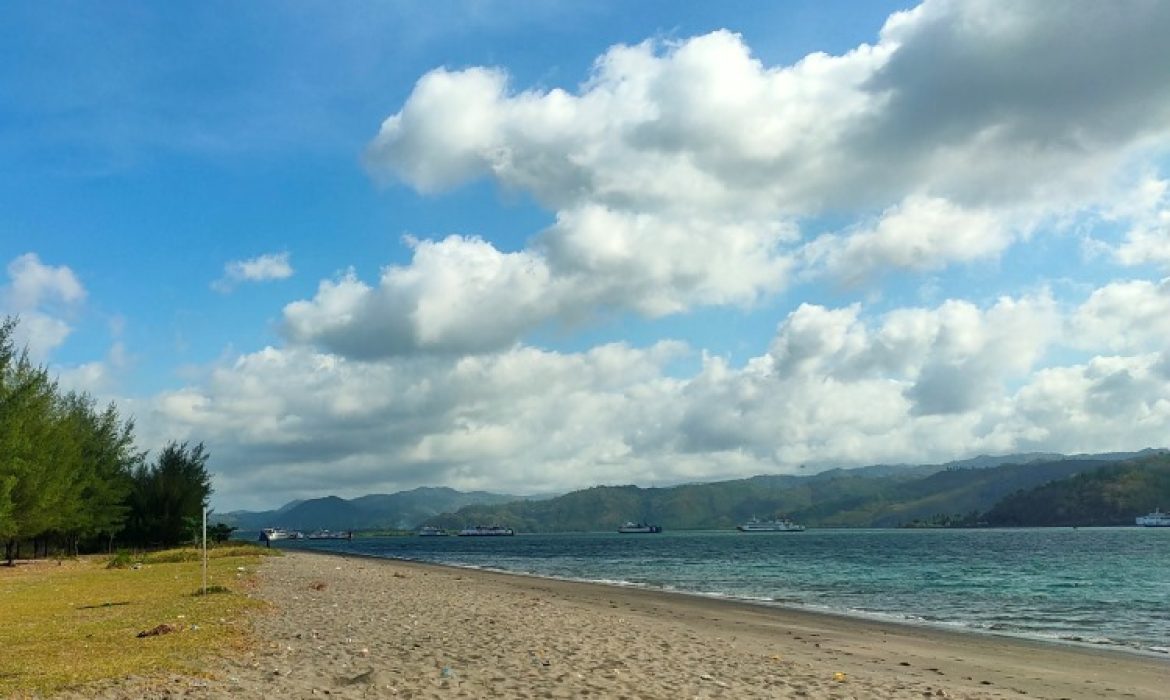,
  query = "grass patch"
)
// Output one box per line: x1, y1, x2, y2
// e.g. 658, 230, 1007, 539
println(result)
0, 547, 272, 696
140, 543, 278, 564
106, 550, 136, 569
